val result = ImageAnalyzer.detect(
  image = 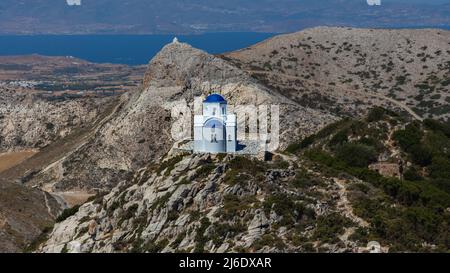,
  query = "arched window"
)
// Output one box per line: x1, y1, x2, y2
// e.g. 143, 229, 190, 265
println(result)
204, 119, 224, 144
211, 124, 216, 143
